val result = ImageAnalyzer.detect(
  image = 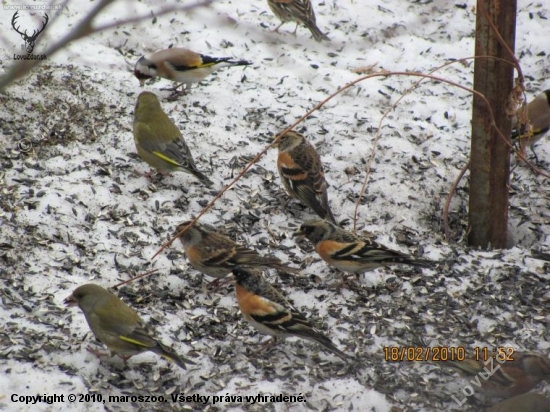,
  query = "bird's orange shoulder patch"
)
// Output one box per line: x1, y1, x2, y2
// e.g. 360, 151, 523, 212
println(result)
236, 284, 277, 317
315, 239, 346, 260
277, 151, 296, 169
185, 245, 203, 266
278, 152, 308, 180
